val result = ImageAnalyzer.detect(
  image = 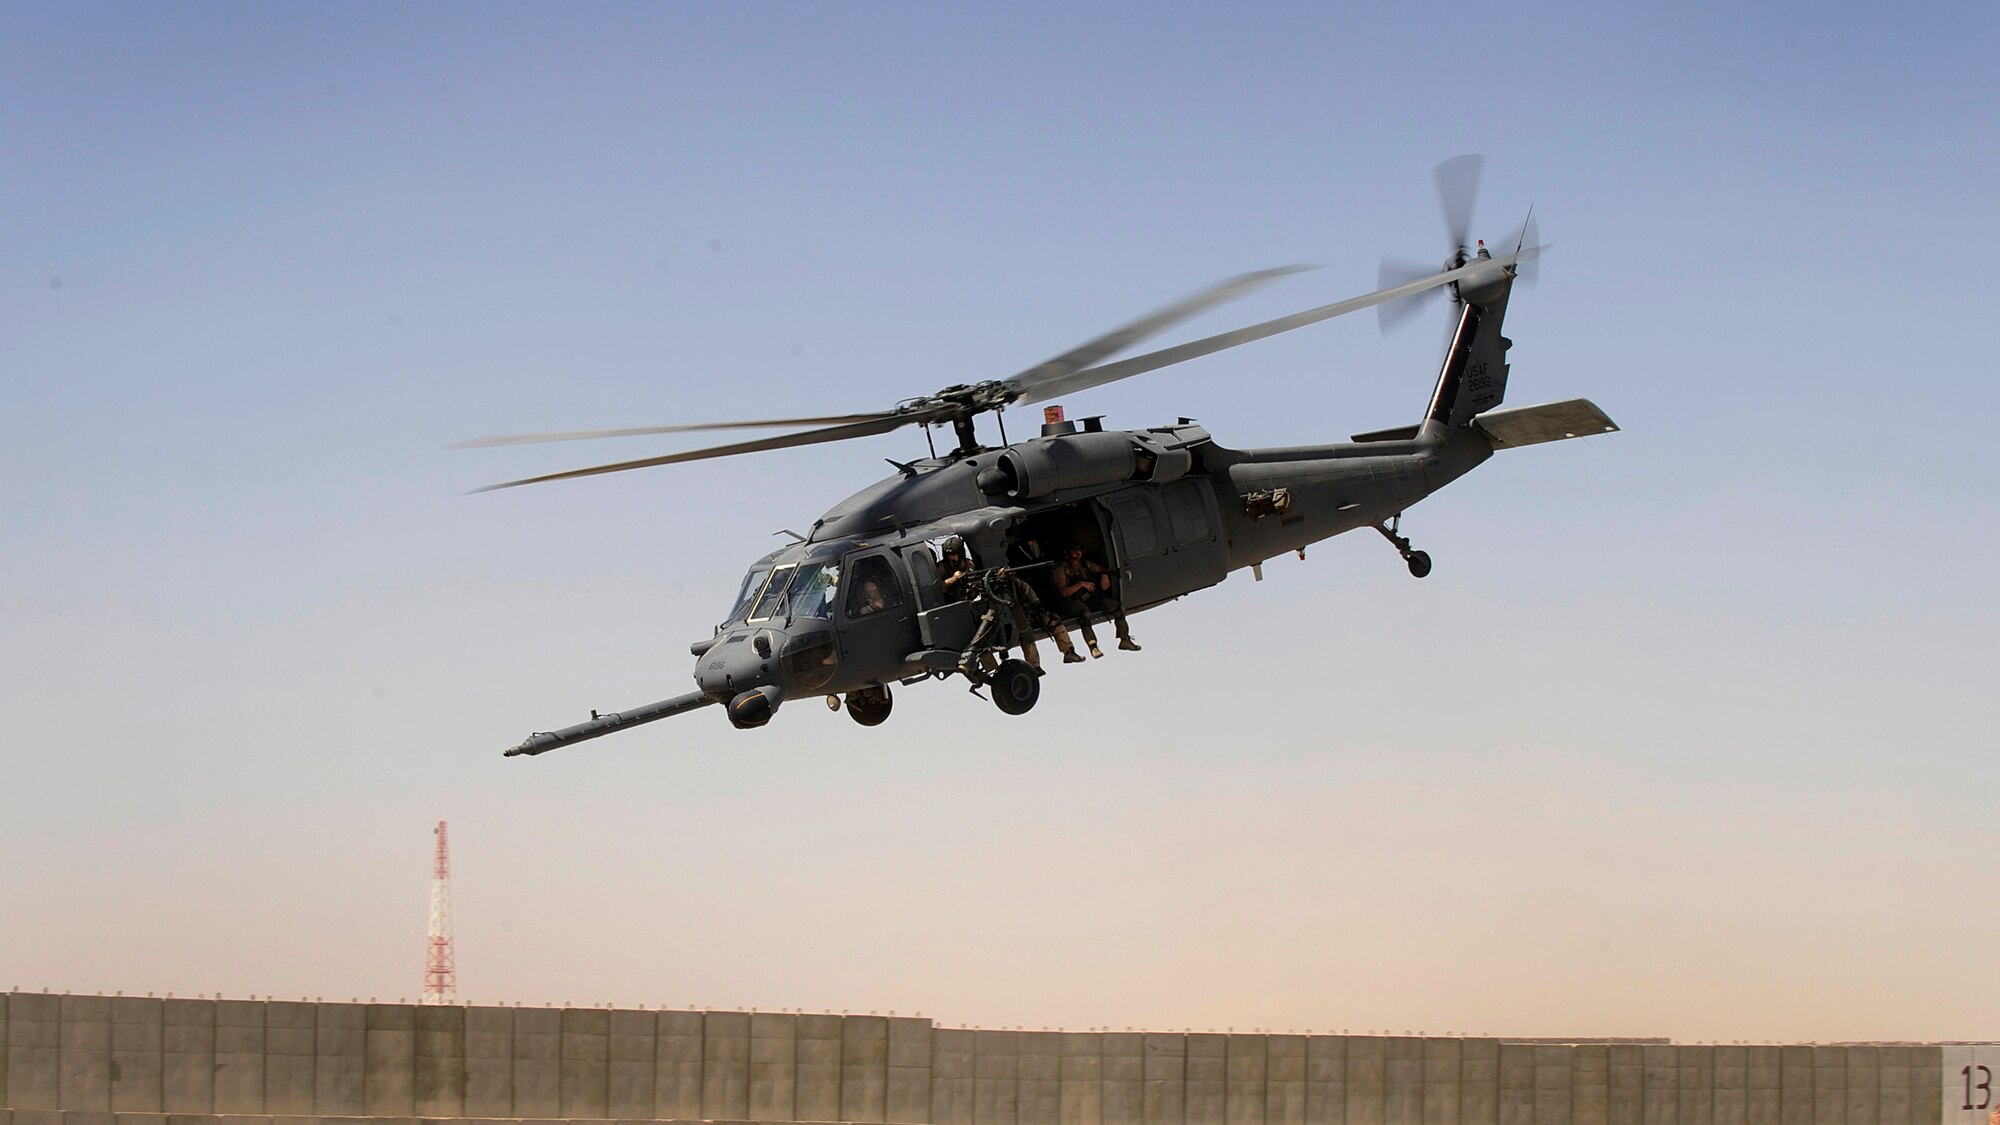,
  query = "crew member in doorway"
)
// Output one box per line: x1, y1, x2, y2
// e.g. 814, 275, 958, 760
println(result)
1054, 542, 1139, 657
1005, 535, 1083, 665
938, 538, 976, 602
